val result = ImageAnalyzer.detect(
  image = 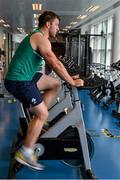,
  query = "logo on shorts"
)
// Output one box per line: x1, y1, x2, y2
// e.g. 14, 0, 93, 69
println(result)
31, 98, 37, 105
